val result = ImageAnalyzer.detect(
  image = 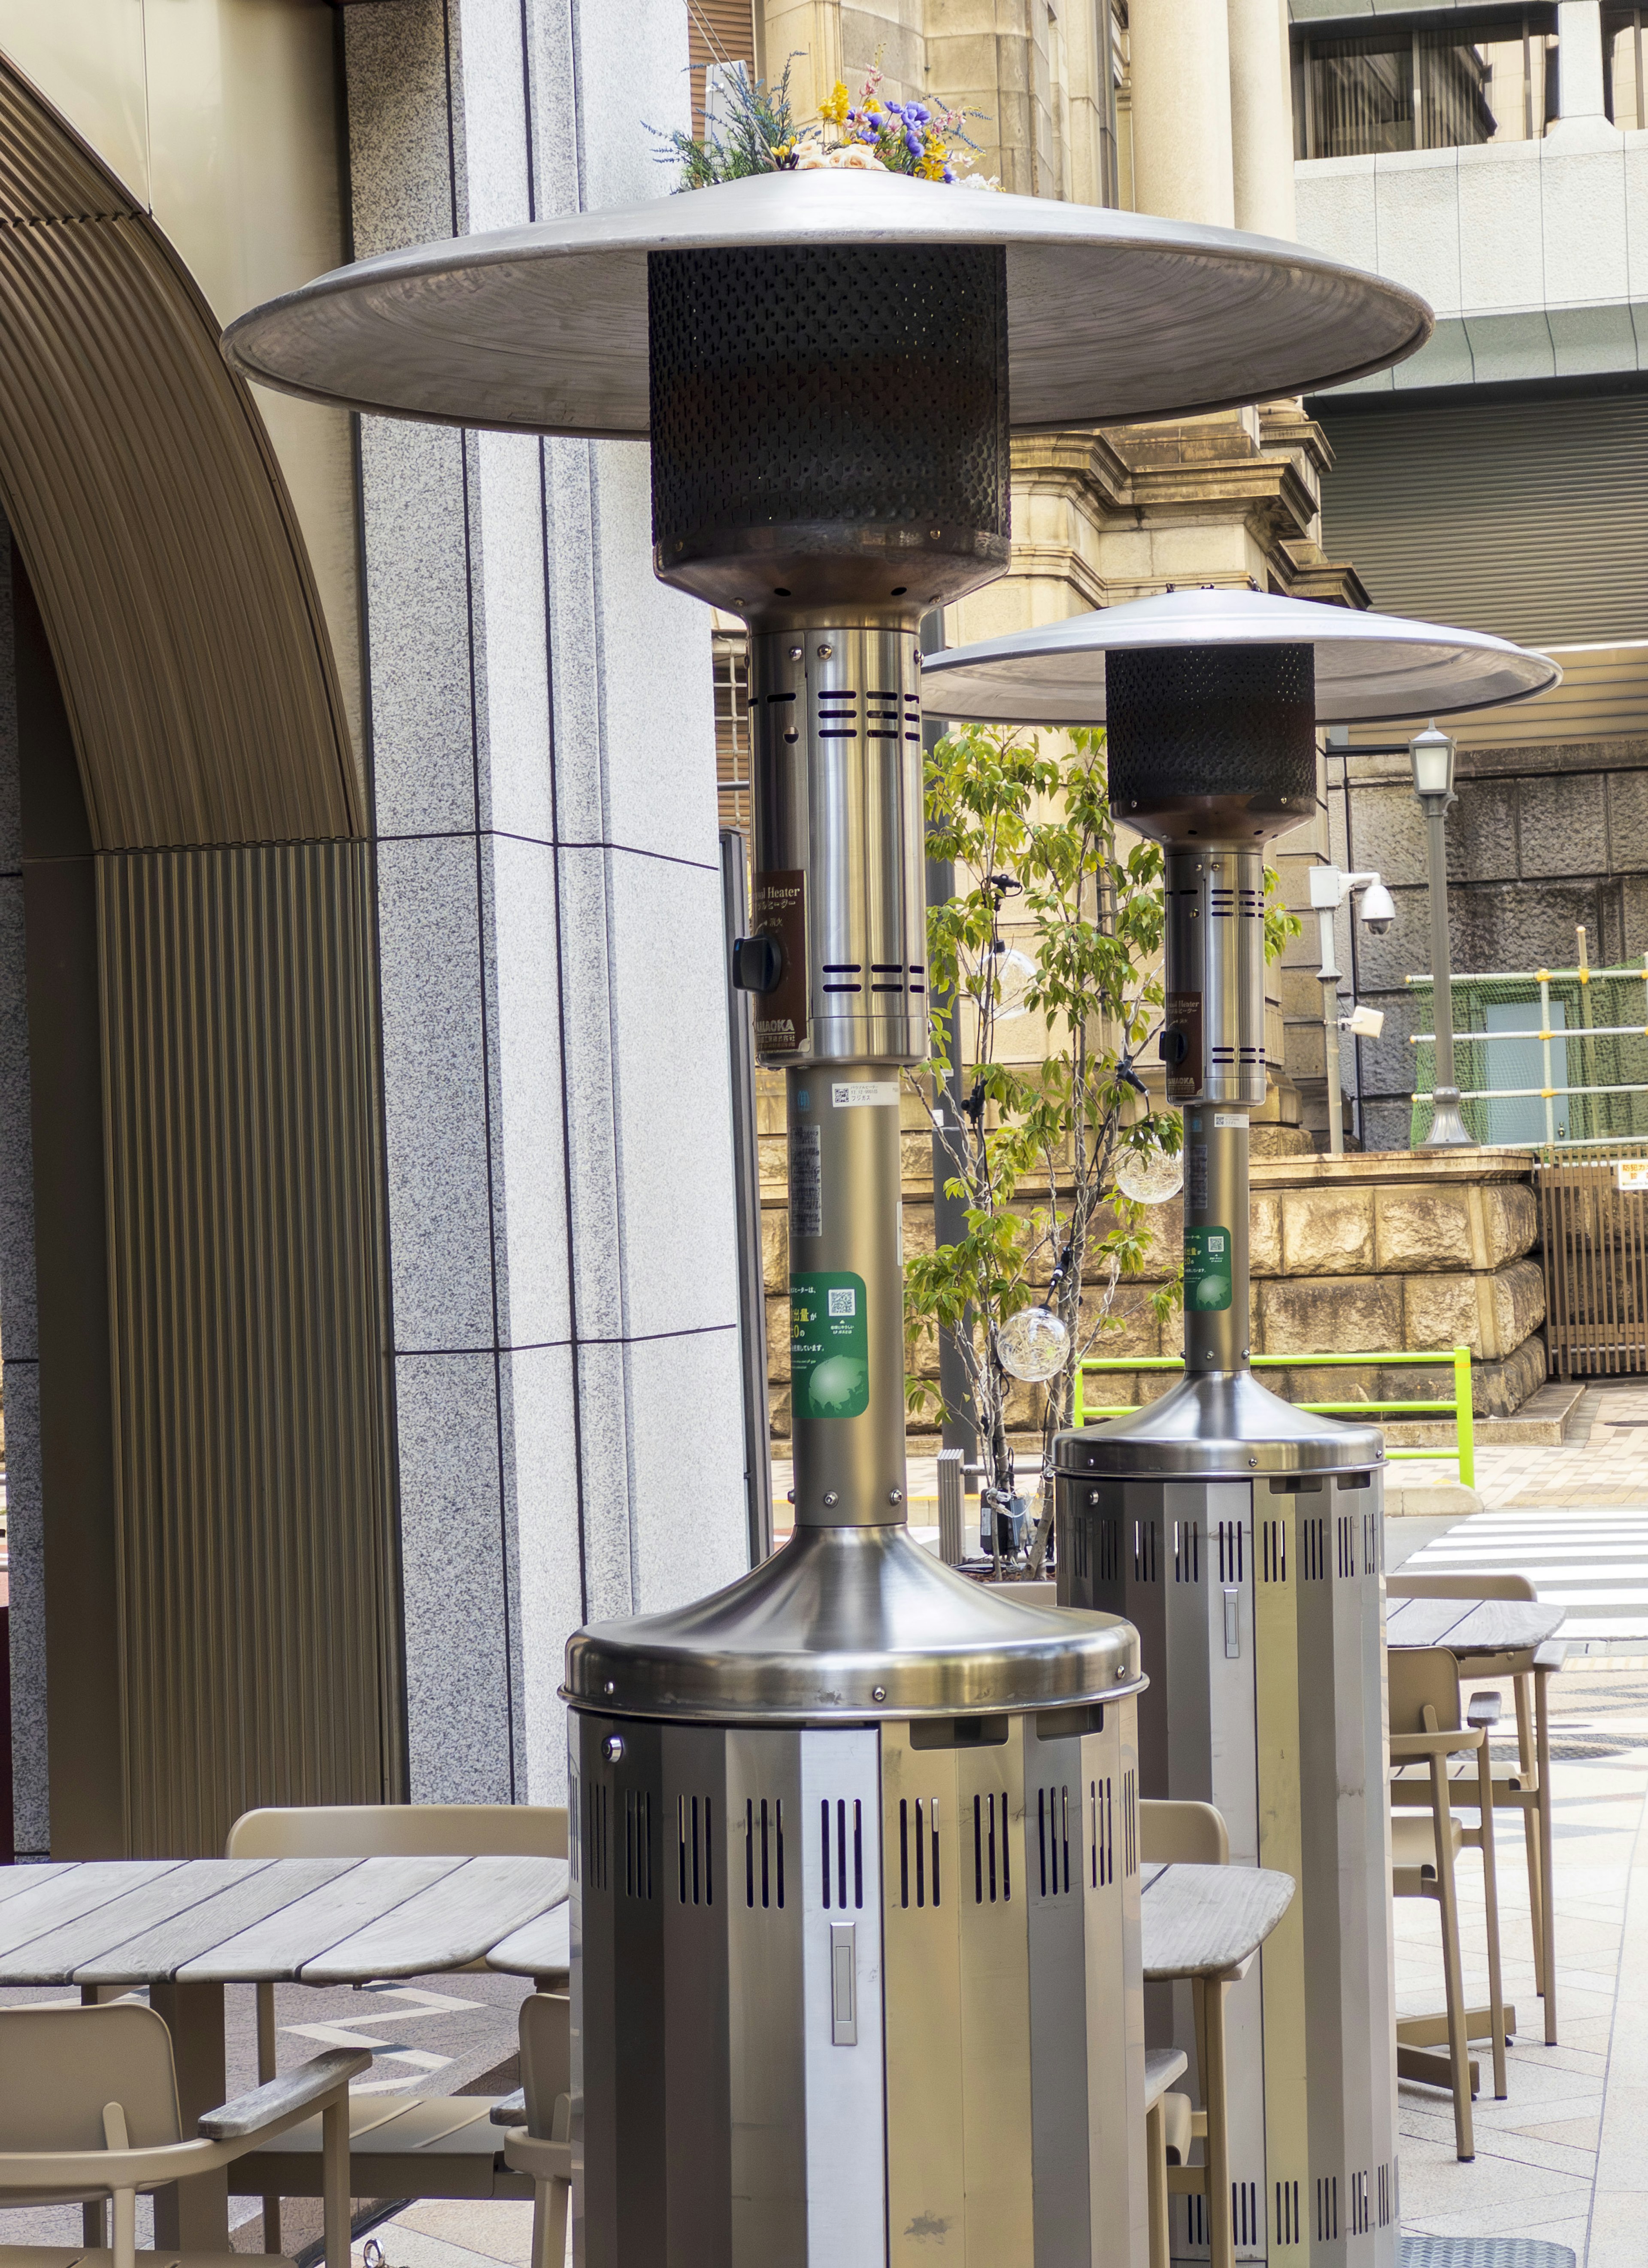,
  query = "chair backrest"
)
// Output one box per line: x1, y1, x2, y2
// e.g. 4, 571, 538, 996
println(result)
0, 2005, 182, 2154
1387, 1573, 1537, 1603
226, 1803, 568, 1859
1388, 1645, 1463, 1736
519, 1992, 571, 2141
1139, 1798, 1228, 1866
